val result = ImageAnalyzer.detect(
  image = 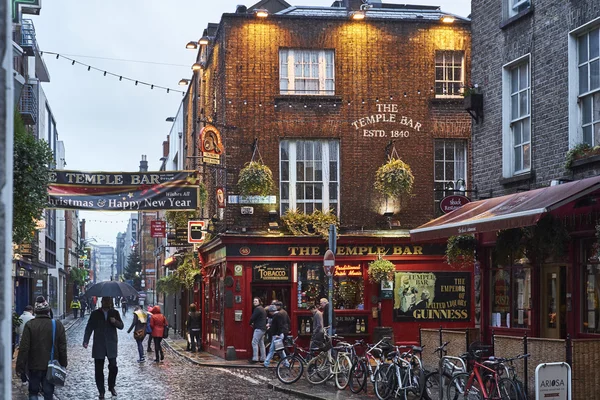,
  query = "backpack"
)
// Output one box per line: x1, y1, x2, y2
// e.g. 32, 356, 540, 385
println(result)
145, 314, 152, 334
